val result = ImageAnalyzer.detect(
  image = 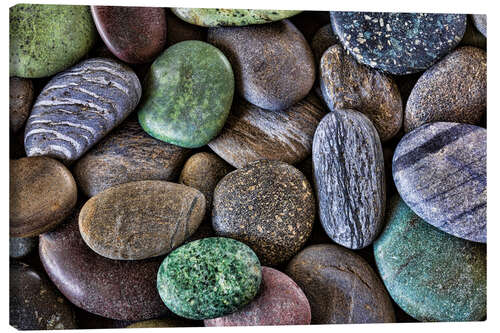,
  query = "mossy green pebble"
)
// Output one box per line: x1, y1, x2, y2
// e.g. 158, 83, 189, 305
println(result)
138, 40, 234, 148
10, 4, 96, 78
157, 237, 262, 320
